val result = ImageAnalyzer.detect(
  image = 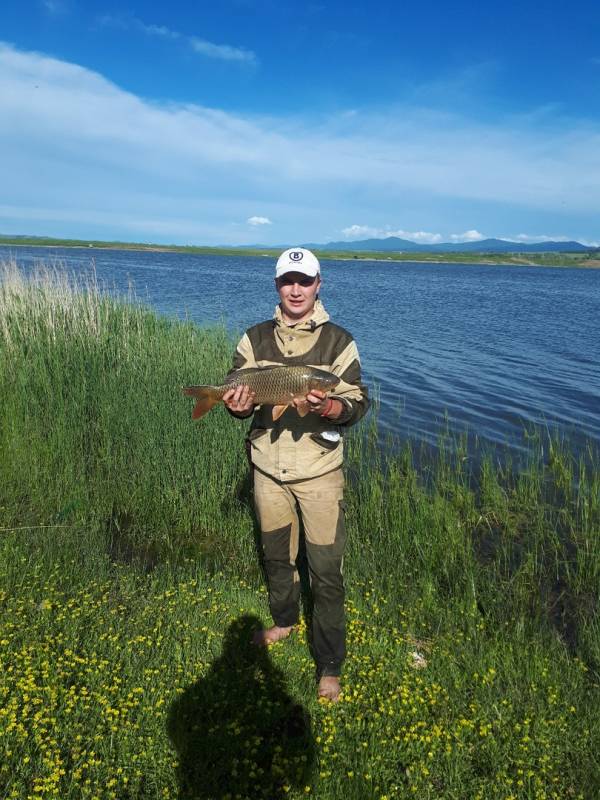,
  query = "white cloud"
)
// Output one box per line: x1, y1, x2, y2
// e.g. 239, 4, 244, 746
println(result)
501, 233, 598, 246
42, 0, 67, 14
398, 230, 443, 244
1, 42, 599, 244
97, 16, 256, 64
340, 227, 595, 246
138, 22, 180, 41
341, 225, 443, 244
341, 225, 380, 239
247, 216, 272, 226
510, 233, 562, 243
449, 229, 485, 242
190, 37, 256, 65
